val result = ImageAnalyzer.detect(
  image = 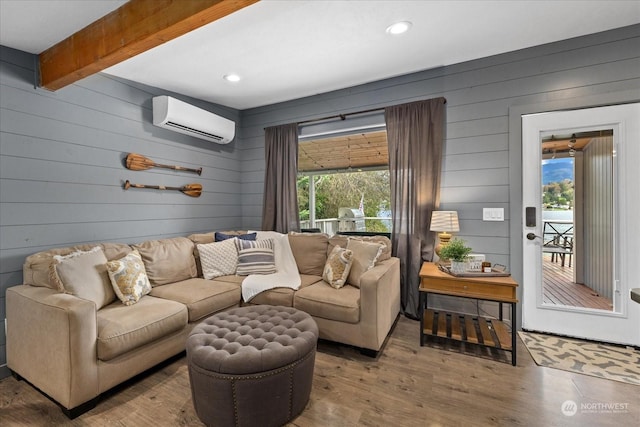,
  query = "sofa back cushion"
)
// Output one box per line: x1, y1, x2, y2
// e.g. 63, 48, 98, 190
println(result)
23, 243, 132, 289
101, 242, 134, 262
133, 237, 197, 286
187, 232, 215, 245
288, 232, 329, 276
